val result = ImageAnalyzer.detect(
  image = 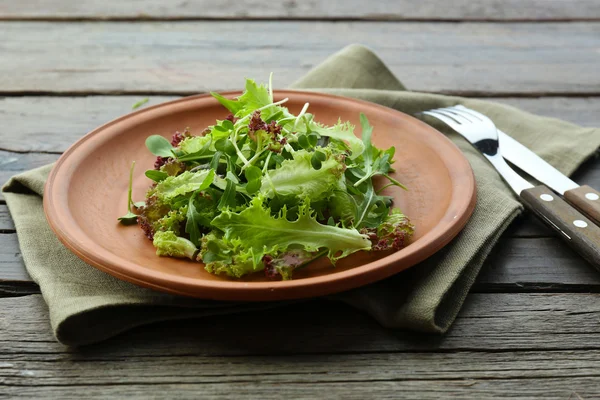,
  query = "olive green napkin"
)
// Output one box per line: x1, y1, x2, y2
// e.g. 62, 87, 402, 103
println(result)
4, 44, 600, 346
